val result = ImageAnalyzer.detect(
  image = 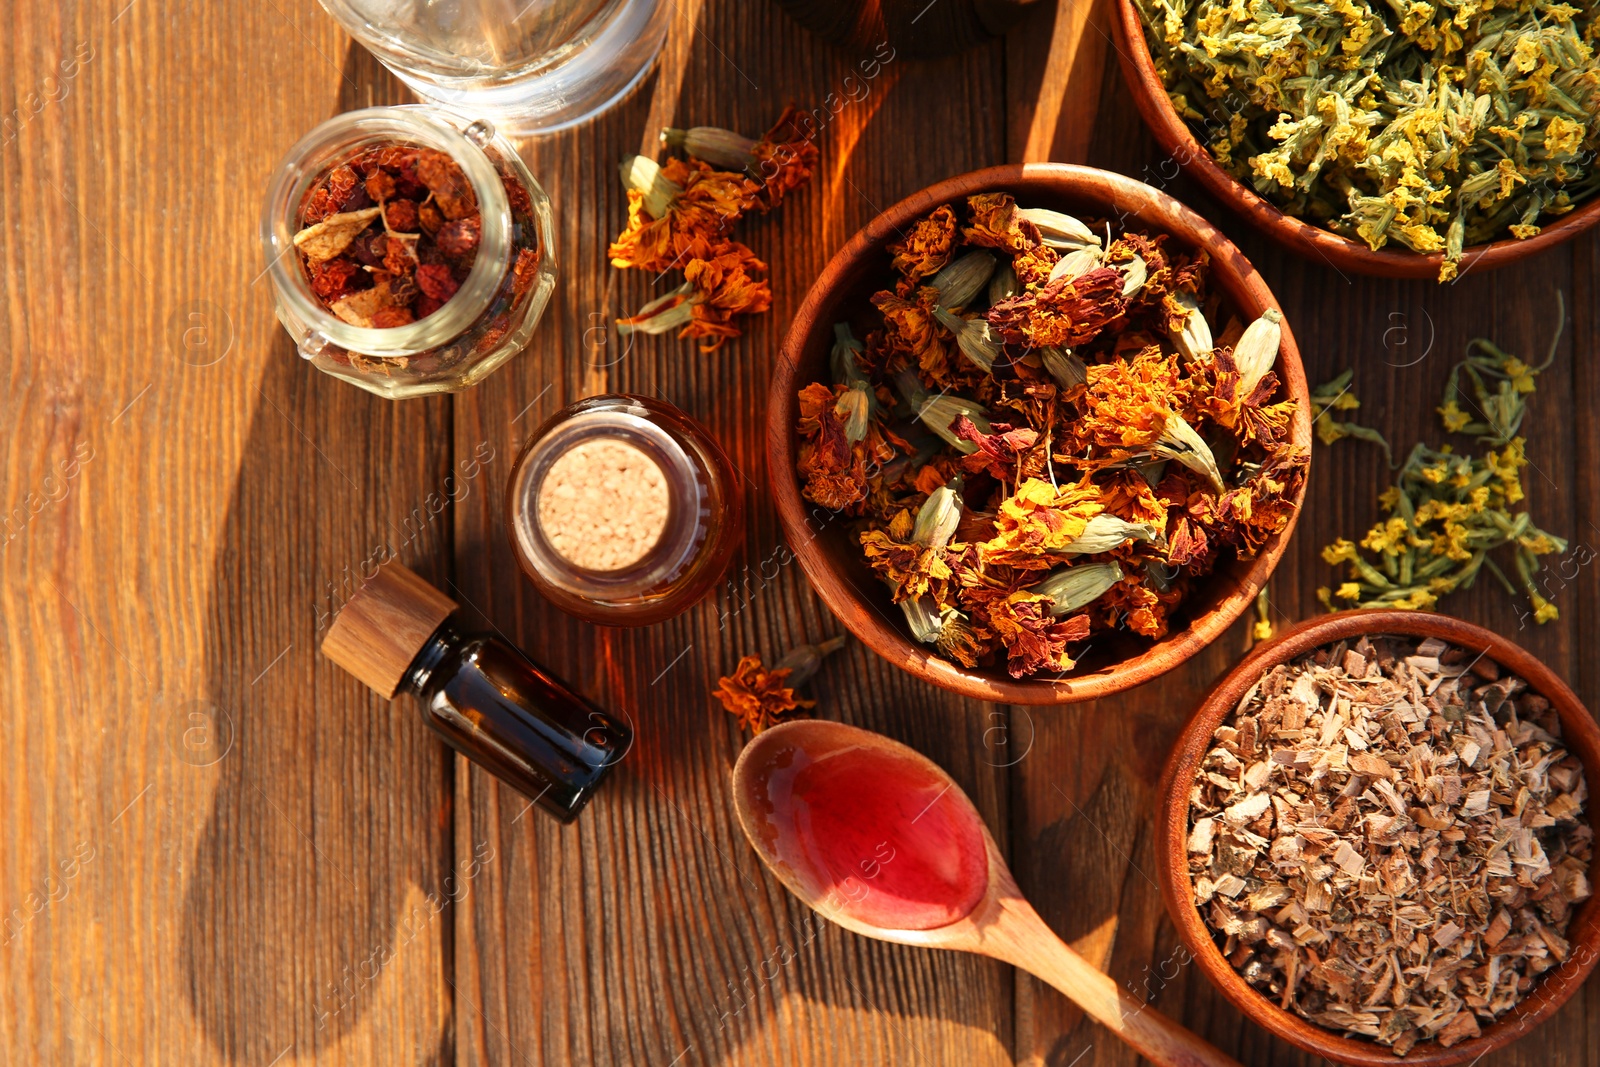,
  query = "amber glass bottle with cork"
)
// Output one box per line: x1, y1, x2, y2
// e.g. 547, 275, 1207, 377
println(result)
508, 394, 743, 625
321, 560, 631, 821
